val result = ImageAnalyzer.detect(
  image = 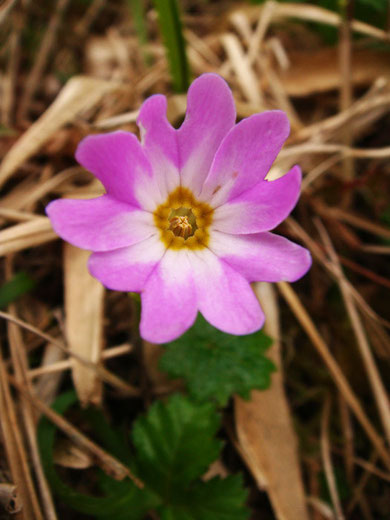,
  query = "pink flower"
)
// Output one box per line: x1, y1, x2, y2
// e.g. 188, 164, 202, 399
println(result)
47, 74, 311, 343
